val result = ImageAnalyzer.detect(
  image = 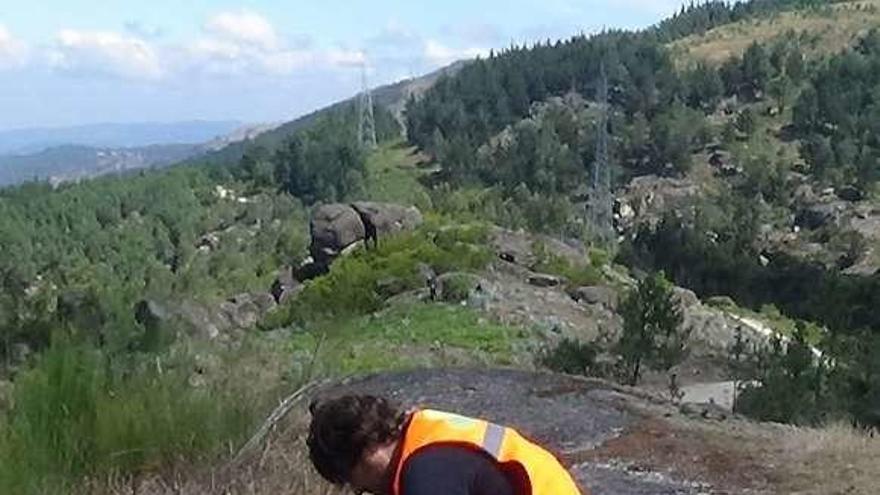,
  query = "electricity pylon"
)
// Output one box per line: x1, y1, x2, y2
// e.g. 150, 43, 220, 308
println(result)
357, 63, 377, 150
